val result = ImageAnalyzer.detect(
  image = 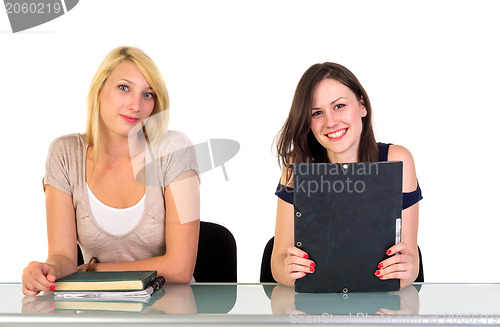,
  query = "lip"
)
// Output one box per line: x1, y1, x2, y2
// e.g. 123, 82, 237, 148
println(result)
120, 114, 139, 123
325, 128, 348, 140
